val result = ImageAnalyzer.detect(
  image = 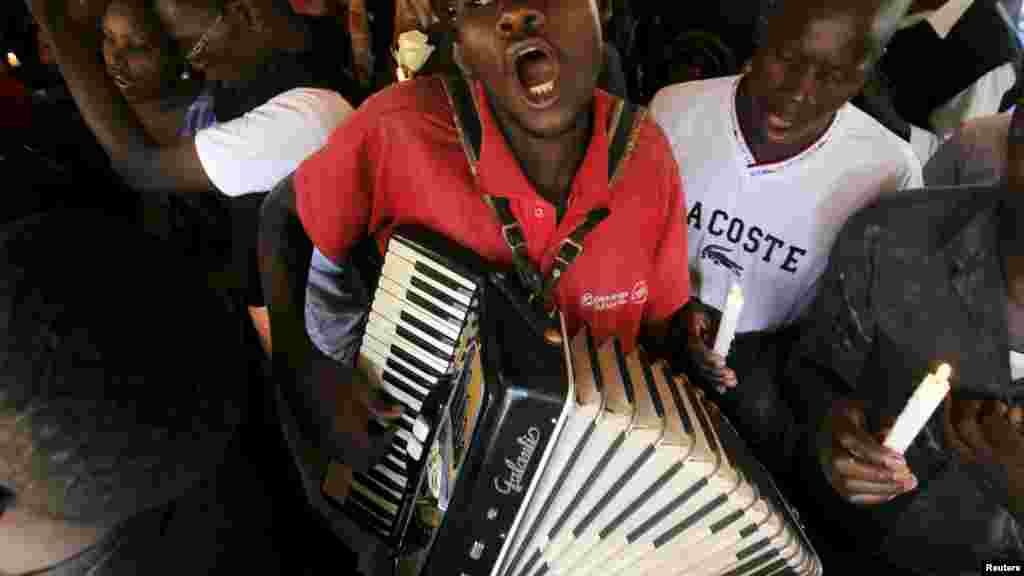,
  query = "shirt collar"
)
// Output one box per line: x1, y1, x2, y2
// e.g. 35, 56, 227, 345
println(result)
473, 80, 613, 207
